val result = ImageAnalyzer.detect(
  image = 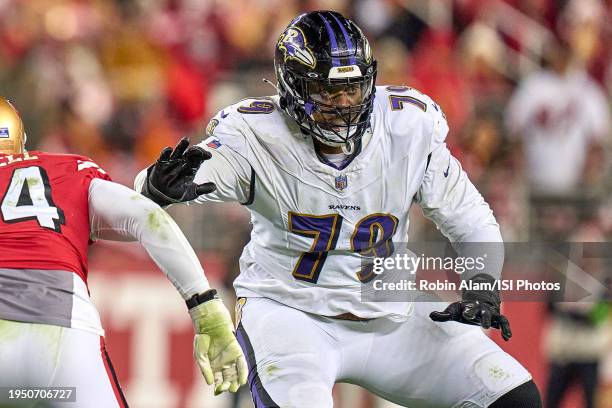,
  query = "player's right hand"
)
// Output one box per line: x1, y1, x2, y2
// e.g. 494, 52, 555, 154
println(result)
189, 298, 248, 395
143, 138, 216, 206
